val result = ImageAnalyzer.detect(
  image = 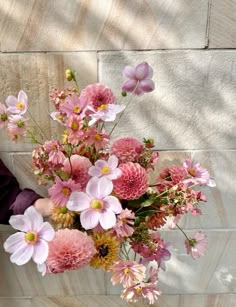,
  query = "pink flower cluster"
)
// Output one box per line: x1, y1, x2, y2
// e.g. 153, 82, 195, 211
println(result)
2, 63, 216, 305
